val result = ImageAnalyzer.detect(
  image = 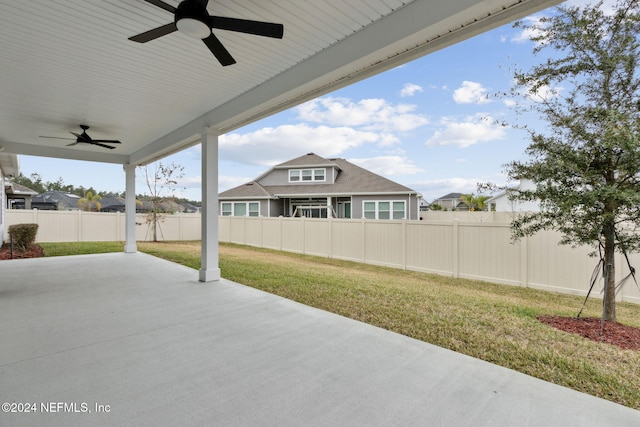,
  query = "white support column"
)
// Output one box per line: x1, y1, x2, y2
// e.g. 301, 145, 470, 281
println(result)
327, 196, 332, 218
124, 164, 137, 253
200, 128, 221, 282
